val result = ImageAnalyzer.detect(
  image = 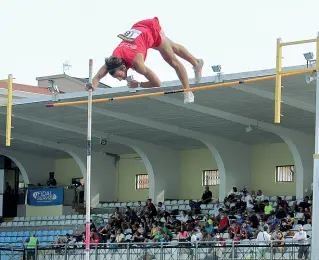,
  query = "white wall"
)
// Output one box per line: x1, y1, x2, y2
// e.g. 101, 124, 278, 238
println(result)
0, 150, 55, 185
